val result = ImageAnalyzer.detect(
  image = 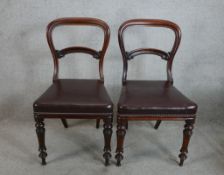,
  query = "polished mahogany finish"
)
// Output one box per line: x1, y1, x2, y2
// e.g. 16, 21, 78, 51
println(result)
33, 17, 113, 166
115, 19, 197, 166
